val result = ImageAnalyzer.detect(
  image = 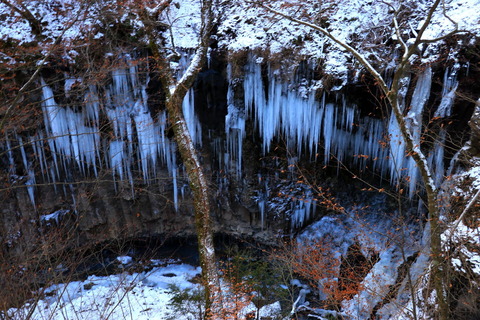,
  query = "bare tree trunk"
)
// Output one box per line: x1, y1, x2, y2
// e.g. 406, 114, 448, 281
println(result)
144, 0, 222, 317
167, 95, 221, 318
